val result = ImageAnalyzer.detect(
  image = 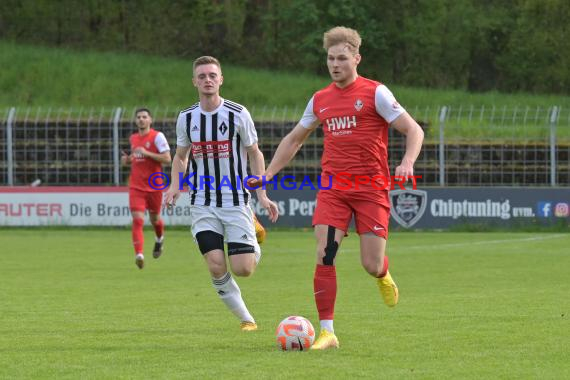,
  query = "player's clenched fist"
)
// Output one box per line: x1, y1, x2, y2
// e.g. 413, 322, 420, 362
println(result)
246, 175, 270, 189
394, 157, 414, 183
